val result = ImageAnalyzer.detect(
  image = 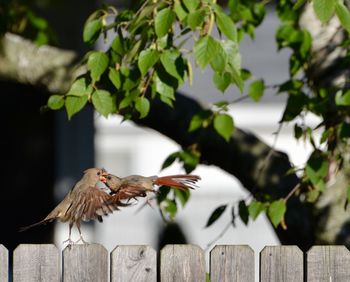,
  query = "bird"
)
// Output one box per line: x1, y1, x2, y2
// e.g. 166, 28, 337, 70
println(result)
105, 174, 201, 203
20, 168, 125, 245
